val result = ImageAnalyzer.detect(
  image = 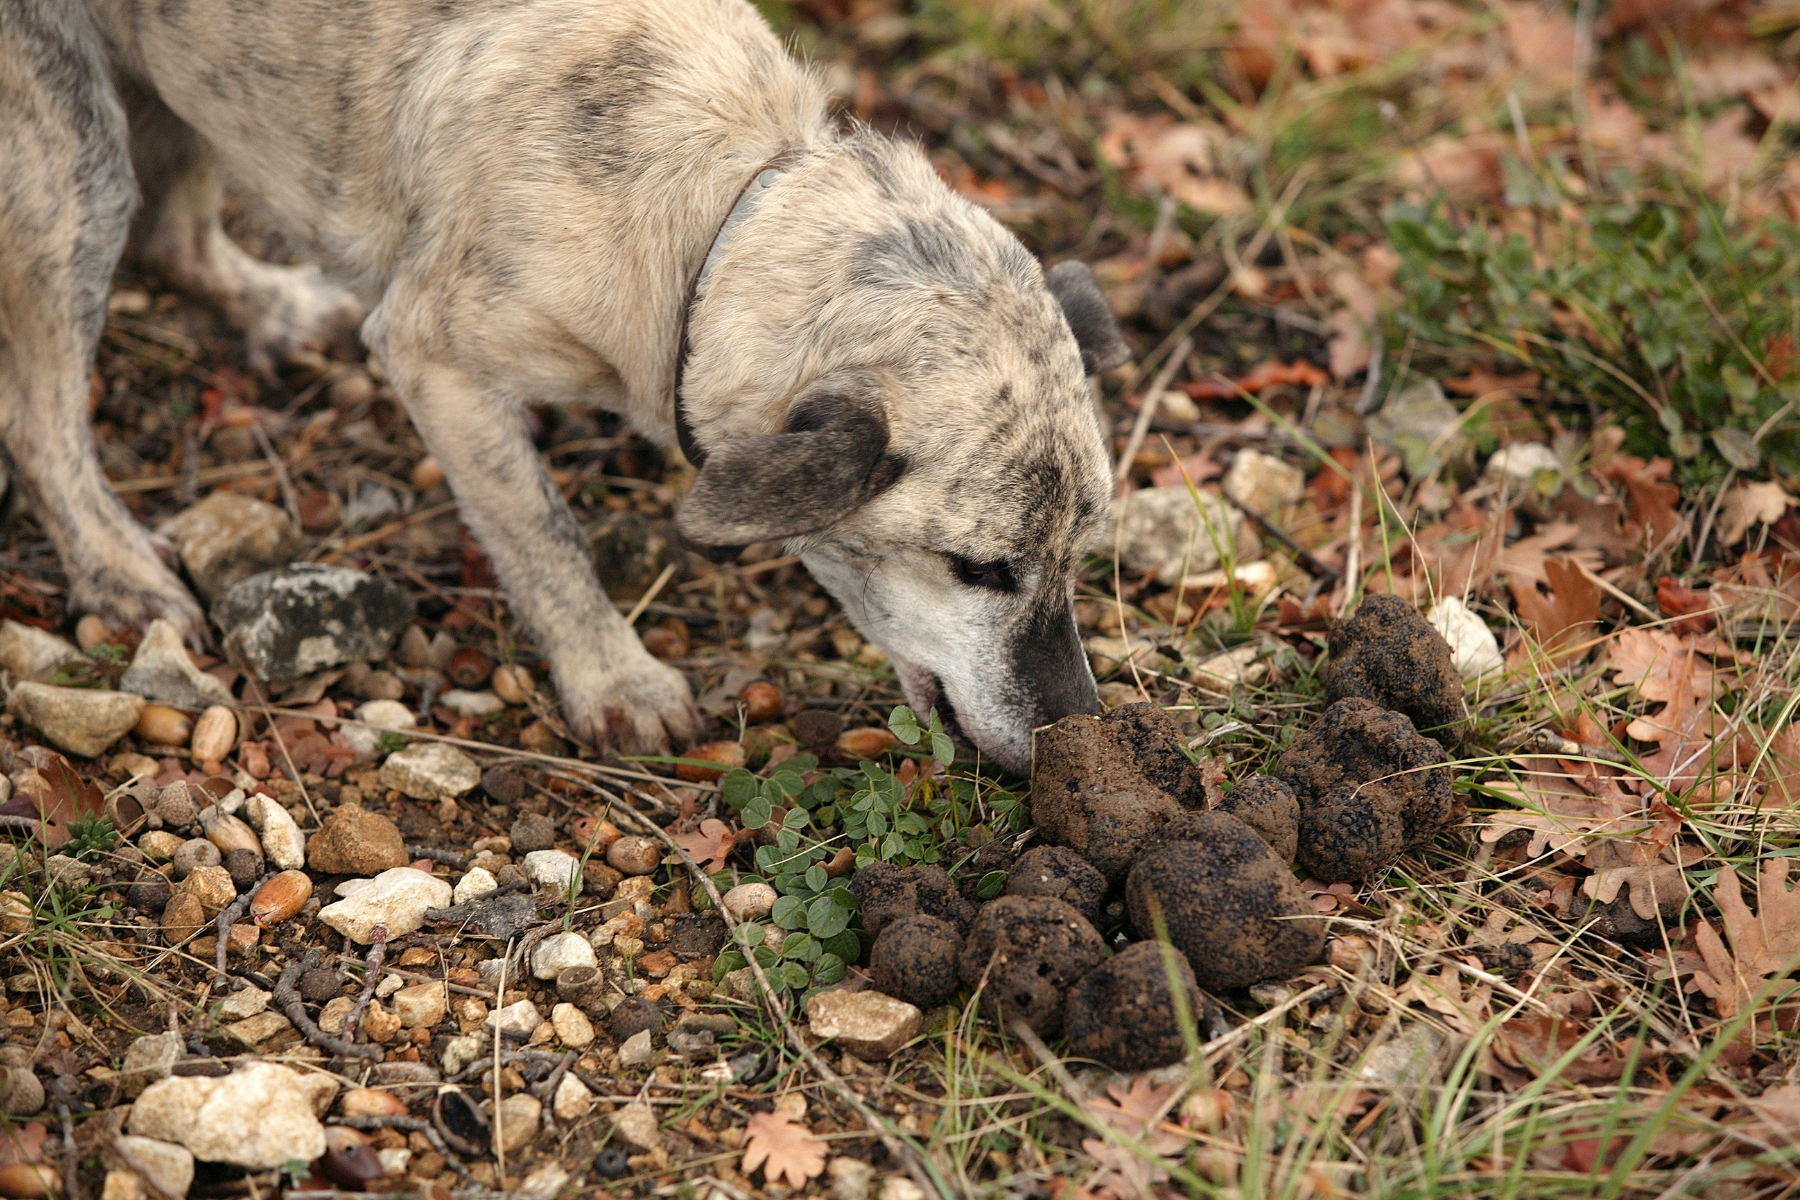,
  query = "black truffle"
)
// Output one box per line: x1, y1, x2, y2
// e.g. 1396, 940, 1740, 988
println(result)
958, 896, 1105, 1036
1219, 774, 1300, 863
850, 863, 976, 937
870, 915, 964, 1007
1002, 846, 1108, 923
1064, 941, 1207, 1070
1320, 594, 1466, 745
